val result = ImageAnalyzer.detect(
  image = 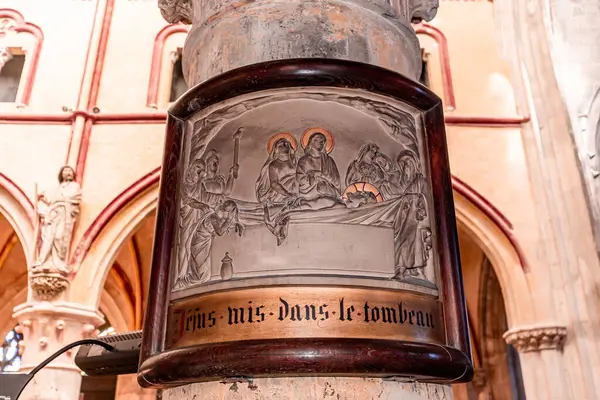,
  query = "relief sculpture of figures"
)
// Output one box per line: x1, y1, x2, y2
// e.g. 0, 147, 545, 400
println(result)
175, 124, 436, 293
174, 200, 243, 290
296, 130, 341, 201
173, 129, 243, 290
346, 143, 396, 199
256, 134, 299, 205
257, 130, 346, 245
345, 145, 433, 282
31, 166, 82, 276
